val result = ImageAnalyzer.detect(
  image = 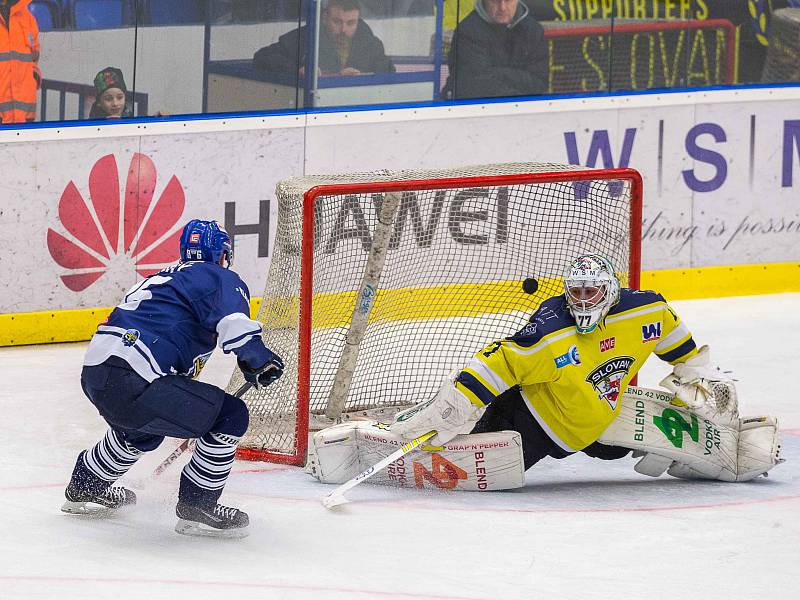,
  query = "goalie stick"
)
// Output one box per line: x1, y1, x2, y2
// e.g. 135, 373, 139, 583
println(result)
325, 190, 403, 420
322, 430, 436, 509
